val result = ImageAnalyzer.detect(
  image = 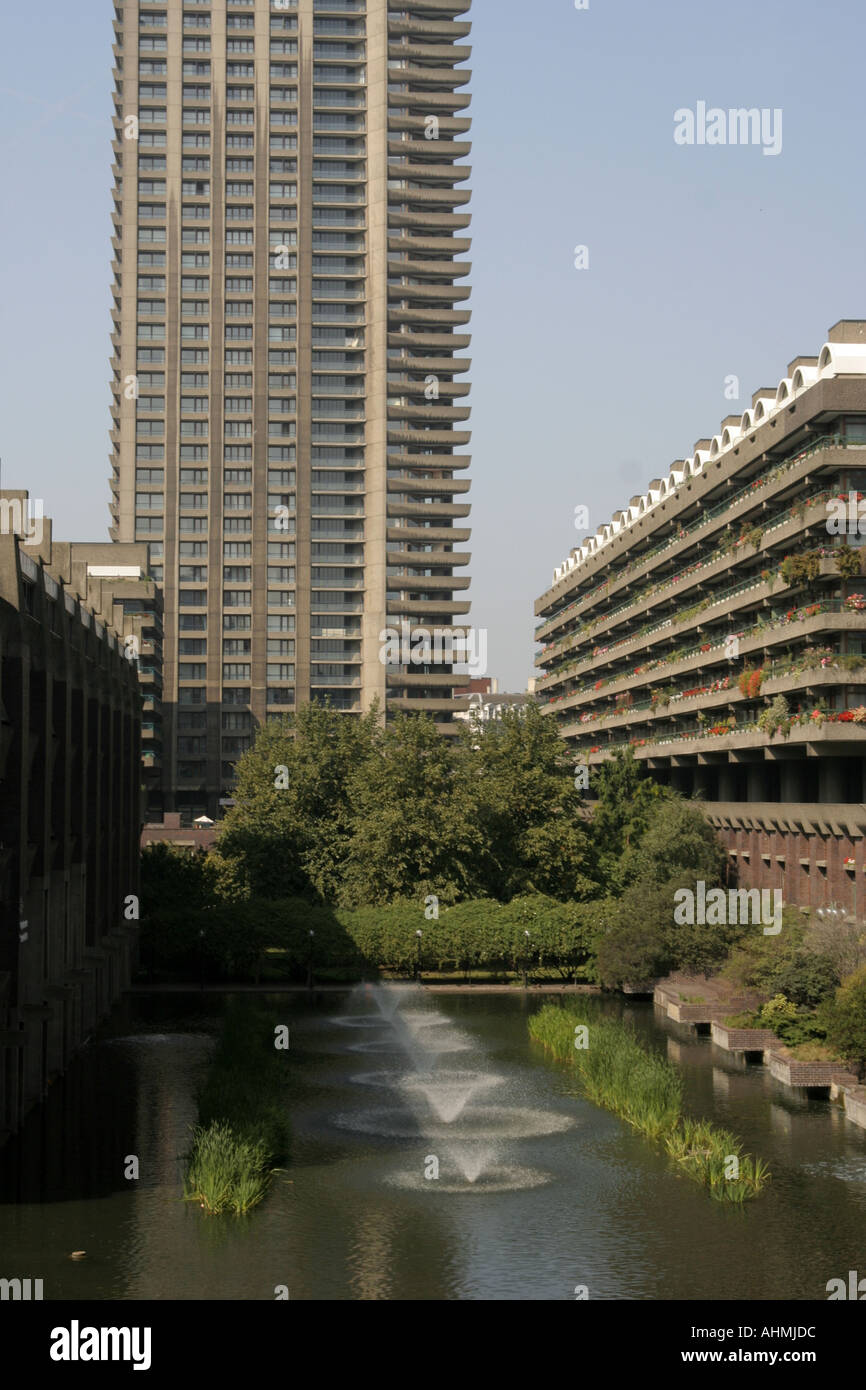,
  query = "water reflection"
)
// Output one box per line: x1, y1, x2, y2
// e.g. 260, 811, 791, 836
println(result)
0, 989, 864, 1300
